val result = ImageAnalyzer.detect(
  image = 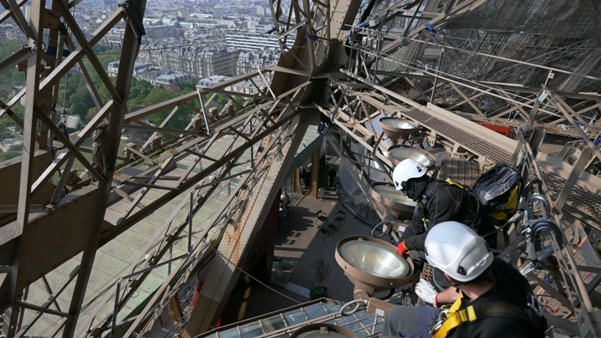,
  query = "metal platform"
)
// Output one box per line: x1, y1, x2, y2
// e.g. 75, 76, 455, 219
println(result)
403, 110, 512, 165
400, 108, 601, 228
540, 169, 601, 226
436, 156, 481, 187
